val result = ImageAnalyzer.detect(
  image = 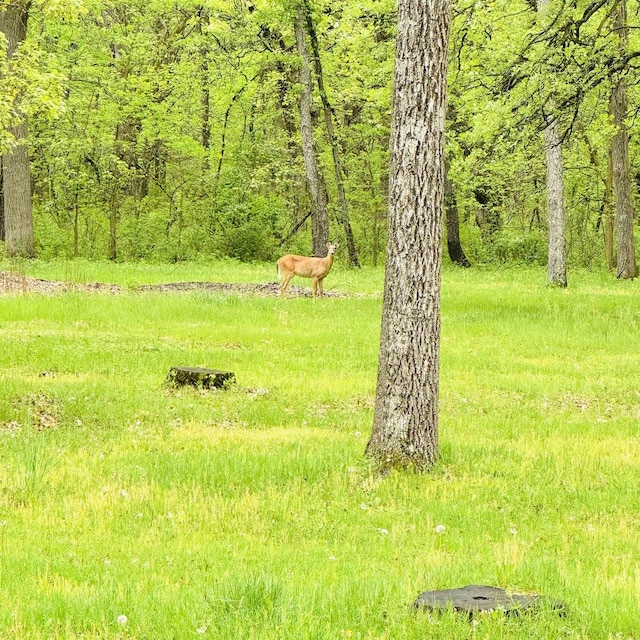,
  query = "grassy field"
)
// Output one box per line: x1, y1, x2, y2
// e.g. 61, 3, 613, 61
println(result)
0, 260, 638, 639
